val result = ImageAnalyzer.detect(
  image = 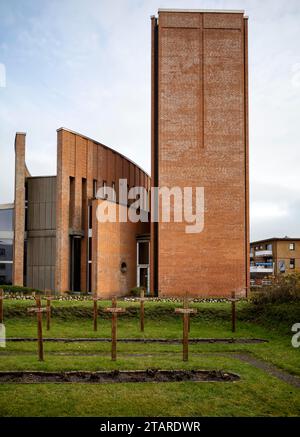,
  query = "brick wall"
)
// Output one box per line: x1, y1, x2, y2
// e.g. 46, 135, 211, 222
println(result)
151, 11, 249, 297
13, 133, 26, 285
92, 199, 148, 297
